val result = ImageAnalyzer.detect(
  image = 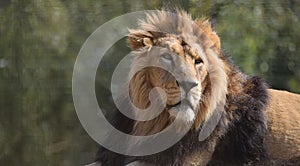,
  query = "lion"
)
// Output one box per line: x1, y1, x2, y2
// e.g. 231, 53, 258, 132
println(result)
92, 10, 299, 166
